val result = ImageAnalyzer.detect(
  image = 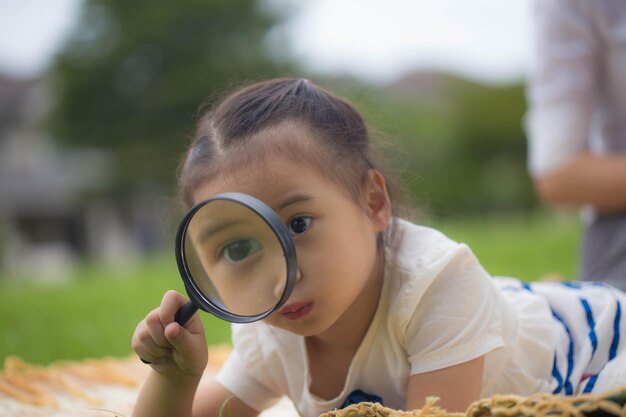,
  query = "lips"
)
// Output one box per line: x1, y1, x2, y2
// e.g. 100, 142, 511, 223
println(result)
279, 302, 313, 321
